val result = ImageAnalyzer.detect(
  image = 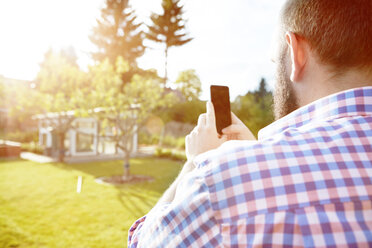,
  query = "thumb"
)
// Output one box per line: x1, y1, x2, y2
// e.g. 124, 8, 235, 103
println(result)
222, 124, 246, 134
219, 134, 228, 143
231, 112, 245, 125
206, 101, 216, 127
